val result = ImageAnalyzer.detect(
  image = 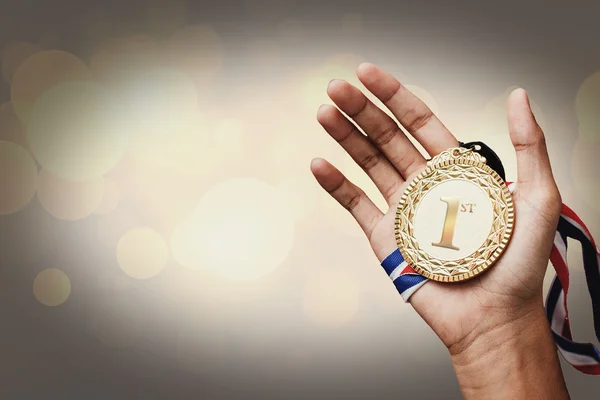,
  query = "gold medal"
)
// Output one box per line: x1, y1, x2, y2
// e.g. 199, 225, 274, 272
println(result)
395, 147, 514, 282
